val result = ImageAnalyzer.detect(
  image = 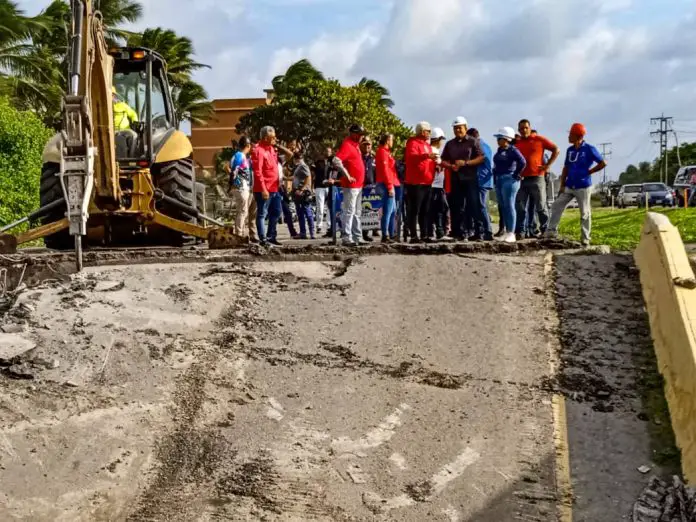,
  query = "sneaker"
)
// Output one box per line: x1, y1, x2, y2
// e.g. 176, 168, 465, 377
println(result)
515, 233, 524, 241
544, 231, 558, 239
503, 233, 517, 243
269, 238, 282, 246
323, 230, 333, 238
410, 237, 423, 244
483, 235, 494, 242
362, 234, 374, 243
342, 240, 357, 247
381, 237, 393, 244
295, 235, 307, 240
581, 239, 591, 247
468, 235, 482, 242
259, 239, 269, 247
494, 230, 505, 238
